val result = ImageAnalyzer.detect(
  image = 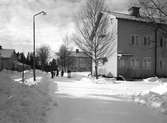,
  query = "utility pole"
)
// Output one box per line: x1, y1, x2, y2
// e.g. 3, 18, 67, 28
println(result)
33, 11, 47, 81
